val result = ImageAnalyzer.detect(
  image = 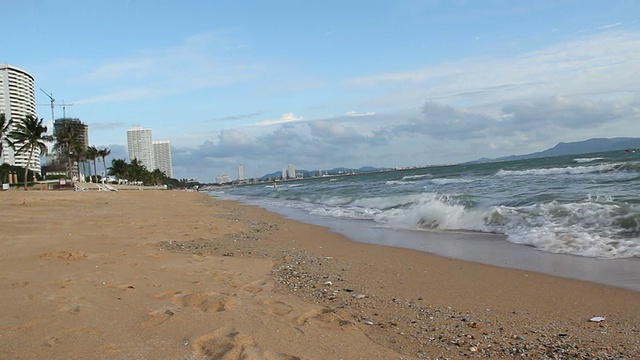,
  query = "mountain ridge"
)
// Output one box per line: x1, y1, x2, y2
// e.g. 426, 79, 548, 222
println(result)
471, 137, 640, 163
